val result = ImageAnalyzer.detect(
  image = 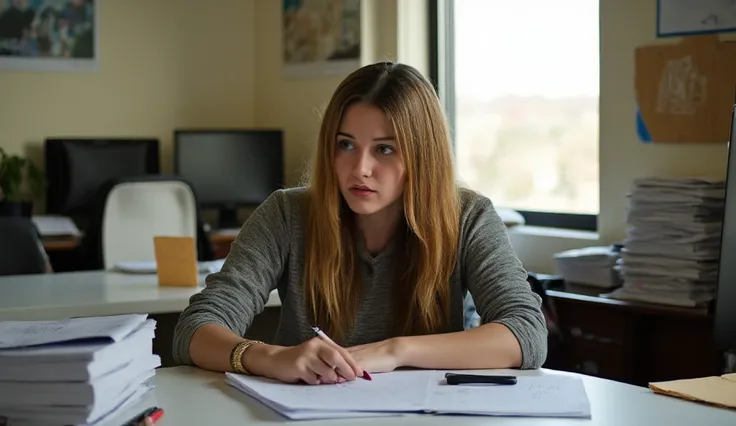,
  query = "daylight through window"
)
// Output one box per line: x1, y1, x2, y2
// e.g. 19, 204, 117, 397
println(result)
450, 0, 600, 215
